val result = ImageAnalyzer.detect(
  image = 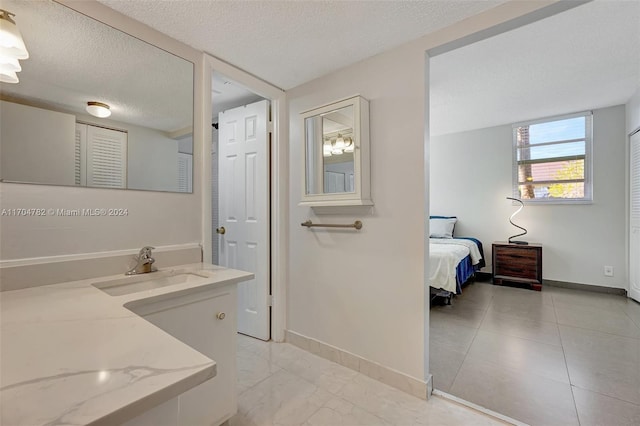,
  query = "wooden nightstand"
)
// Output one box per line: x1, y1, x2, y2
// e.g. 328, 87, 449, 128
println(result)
492, 242, 543, 291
